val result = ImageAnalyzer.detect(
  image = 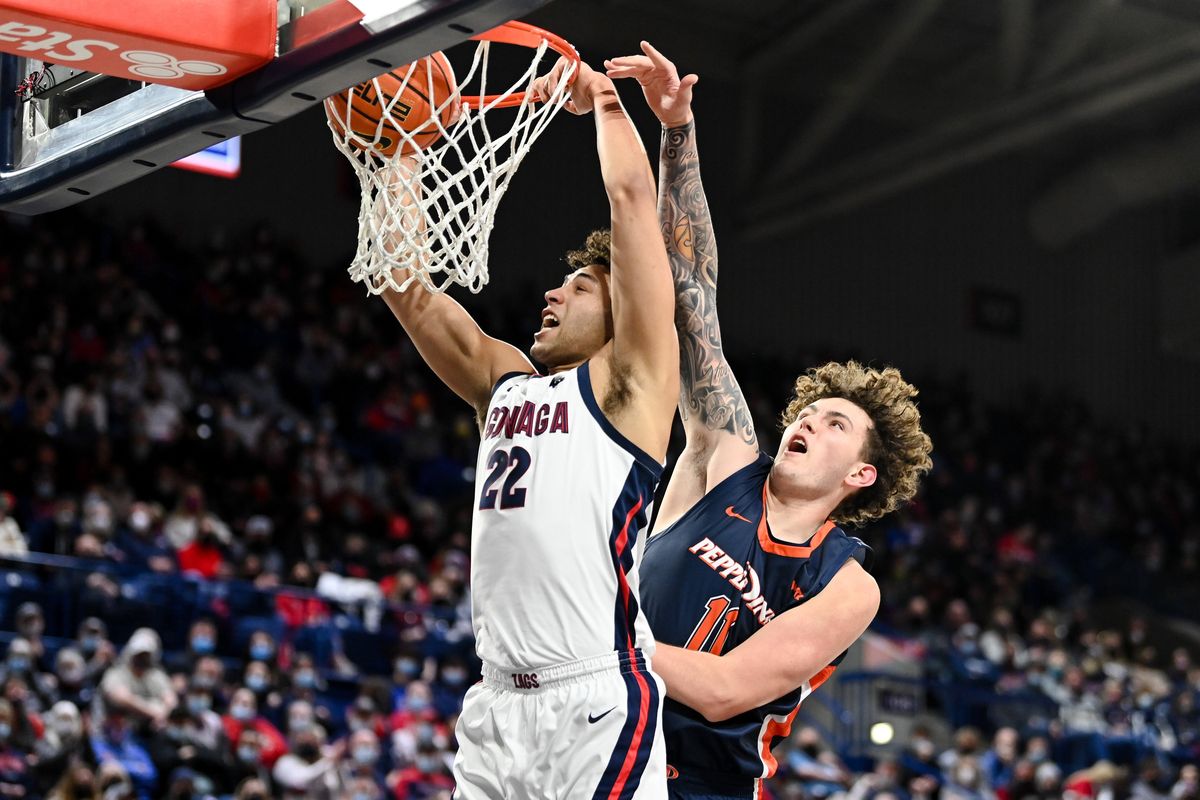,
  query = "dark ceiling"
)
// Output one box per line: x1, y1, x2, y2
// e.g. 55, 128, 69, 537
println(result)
523, 0, 1200, 243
